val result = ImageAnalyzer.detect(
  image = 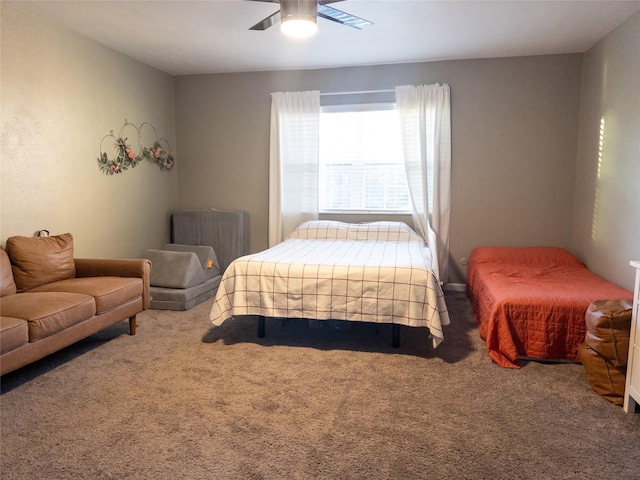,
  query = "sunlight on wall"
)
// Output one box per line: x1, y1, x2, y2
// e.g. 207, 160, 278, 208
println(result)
590, 117, 605, 241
